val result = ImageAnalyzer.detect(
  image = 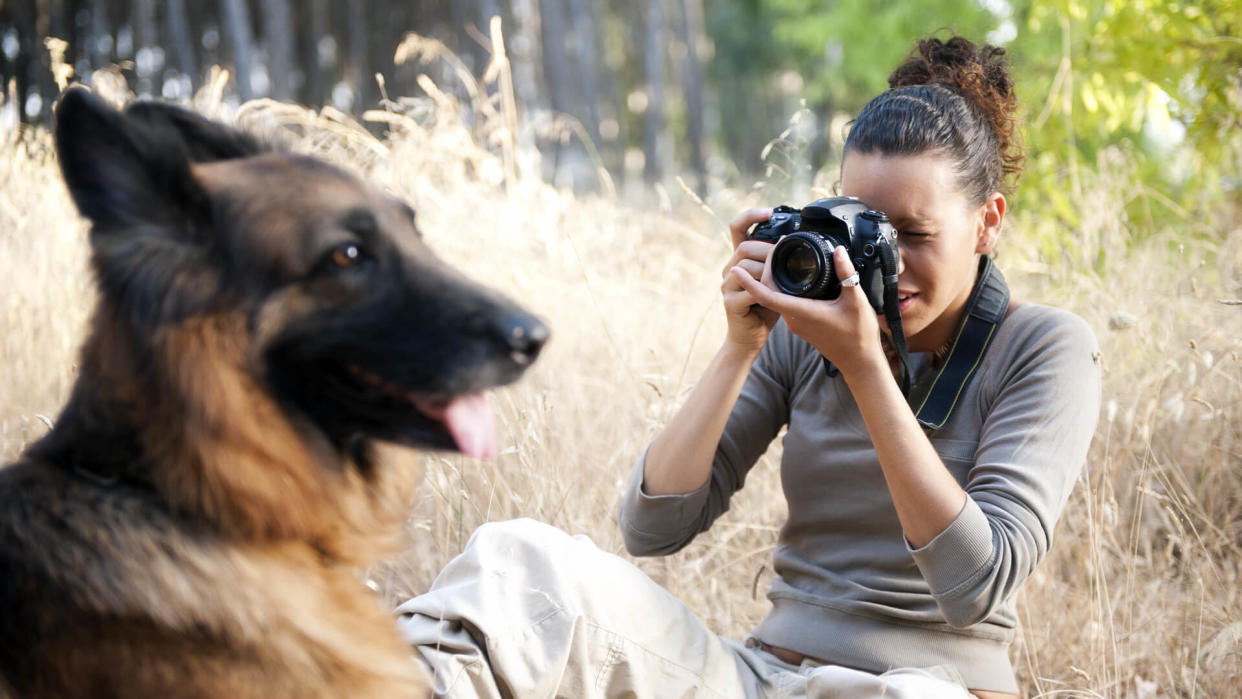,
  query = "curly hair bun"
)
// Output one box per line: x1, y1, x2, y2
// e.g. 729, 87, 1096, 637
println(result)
889, 36, 1024, 186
